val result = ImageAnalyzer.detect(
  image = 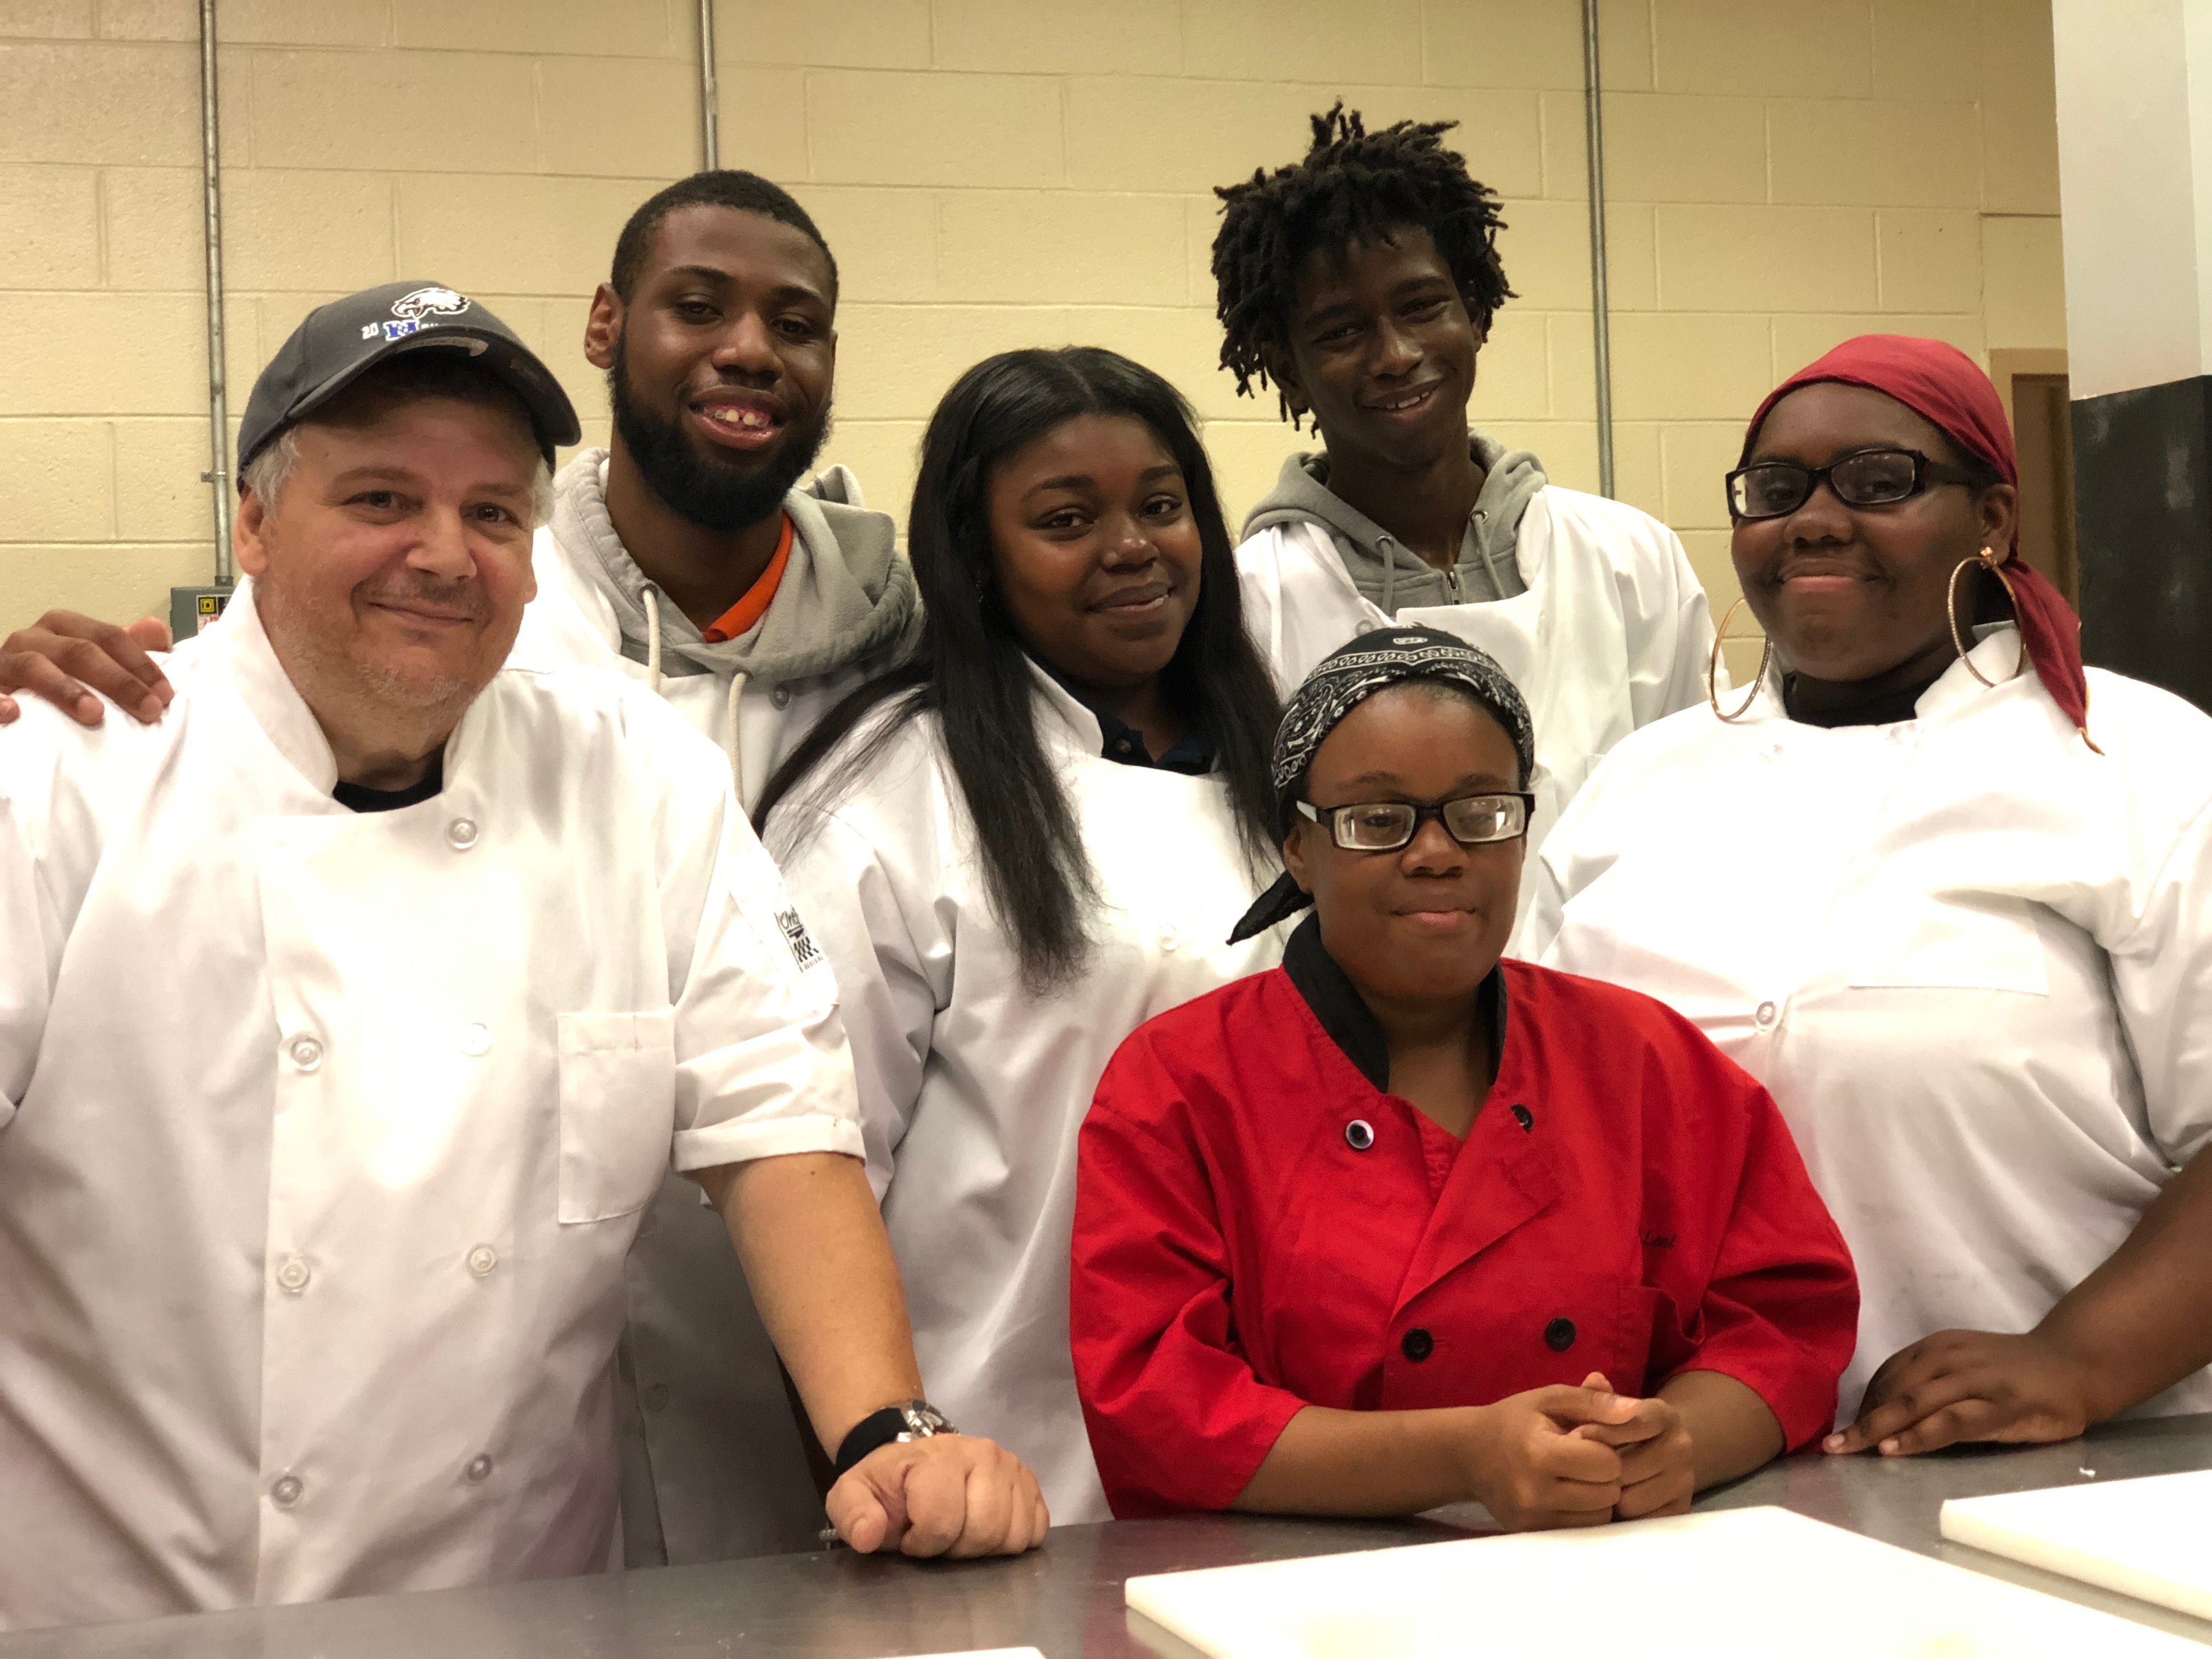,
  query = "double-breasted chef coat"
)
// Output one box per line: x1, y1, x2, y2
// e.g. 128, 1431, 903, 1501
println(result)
0, 594, 860, 1630
1235, 486, 1716, 955
1528, 629, 2212, 1421
760, 670, 1284, 1522
1070, 917, 1858, 1518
